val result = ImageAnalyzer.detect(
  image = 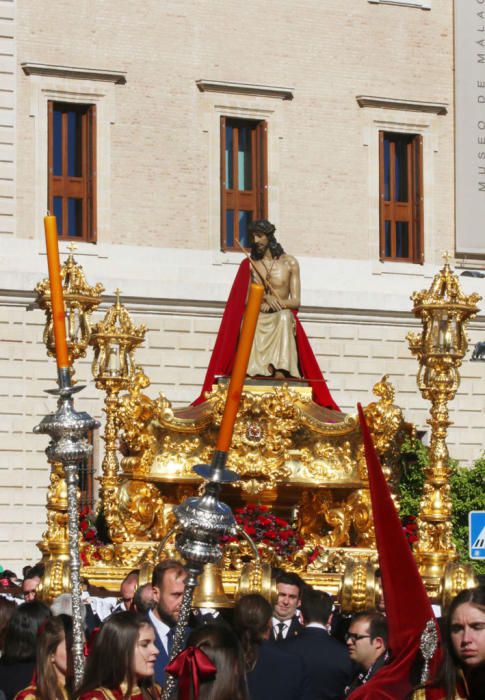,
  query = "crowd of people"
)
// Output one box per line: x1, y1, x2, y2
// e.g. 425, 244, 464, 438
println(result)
0, 560, 484, 700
